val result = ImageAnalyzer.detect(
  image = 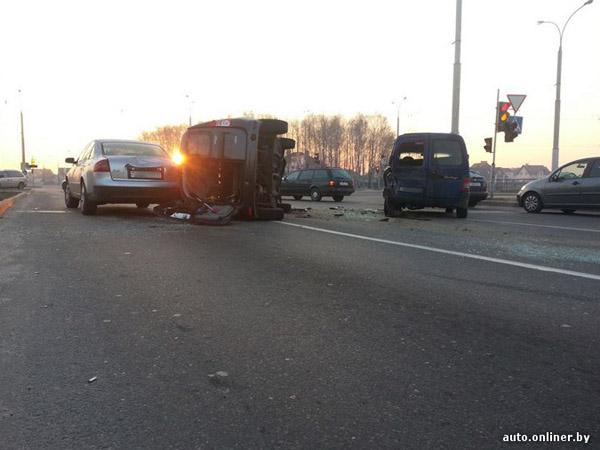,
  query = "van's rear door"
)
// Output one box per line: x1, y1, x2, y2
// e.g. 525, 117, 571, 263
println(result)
390, 137, 428, 201
427, 135, 468, 200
